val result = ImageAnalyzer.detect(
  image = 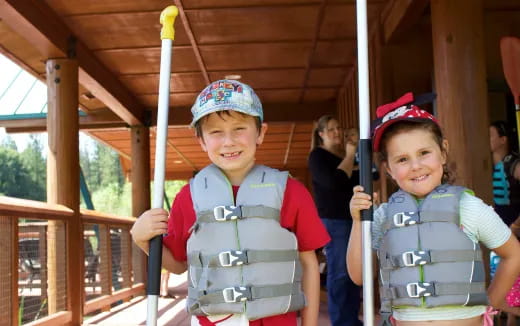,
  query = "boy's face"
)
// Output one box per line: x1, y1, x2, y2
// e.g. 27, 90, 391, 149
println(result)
198, 111, 267, 184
